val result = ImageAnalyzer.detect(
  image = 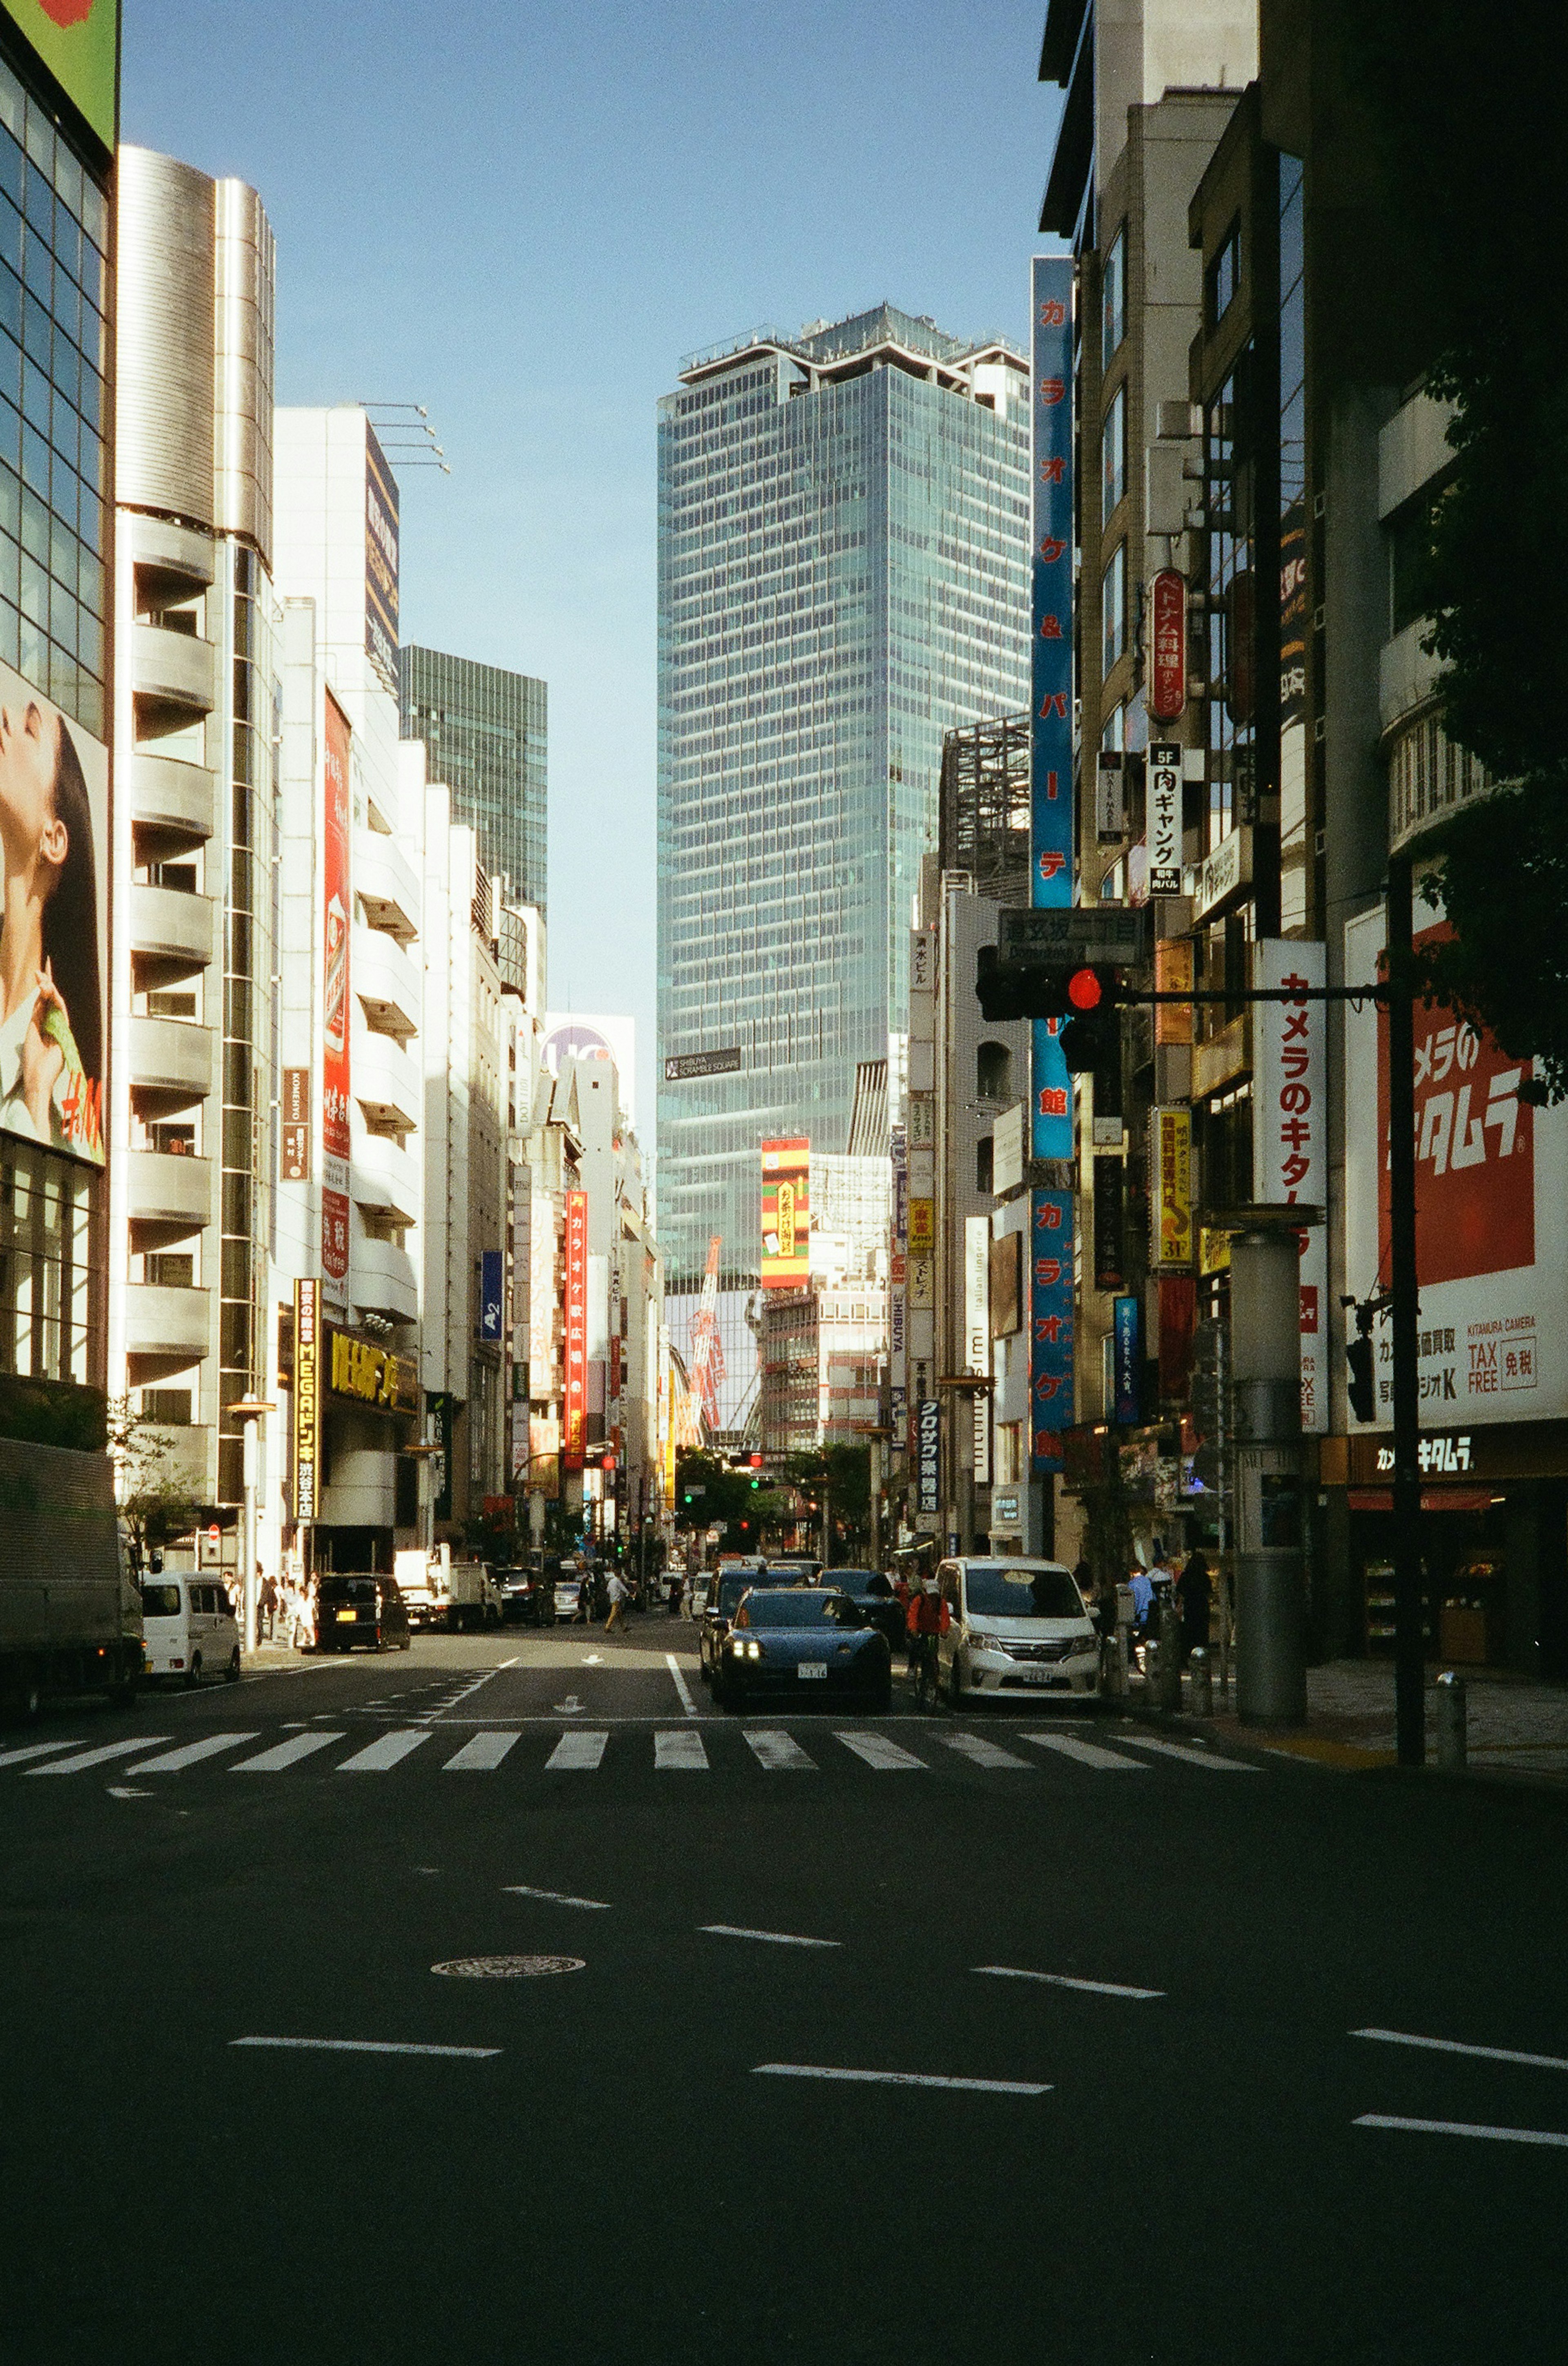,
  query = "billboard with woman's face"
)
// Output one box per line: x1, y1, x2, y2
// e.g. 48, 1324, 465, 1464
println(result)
0, 663, 107, 1165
